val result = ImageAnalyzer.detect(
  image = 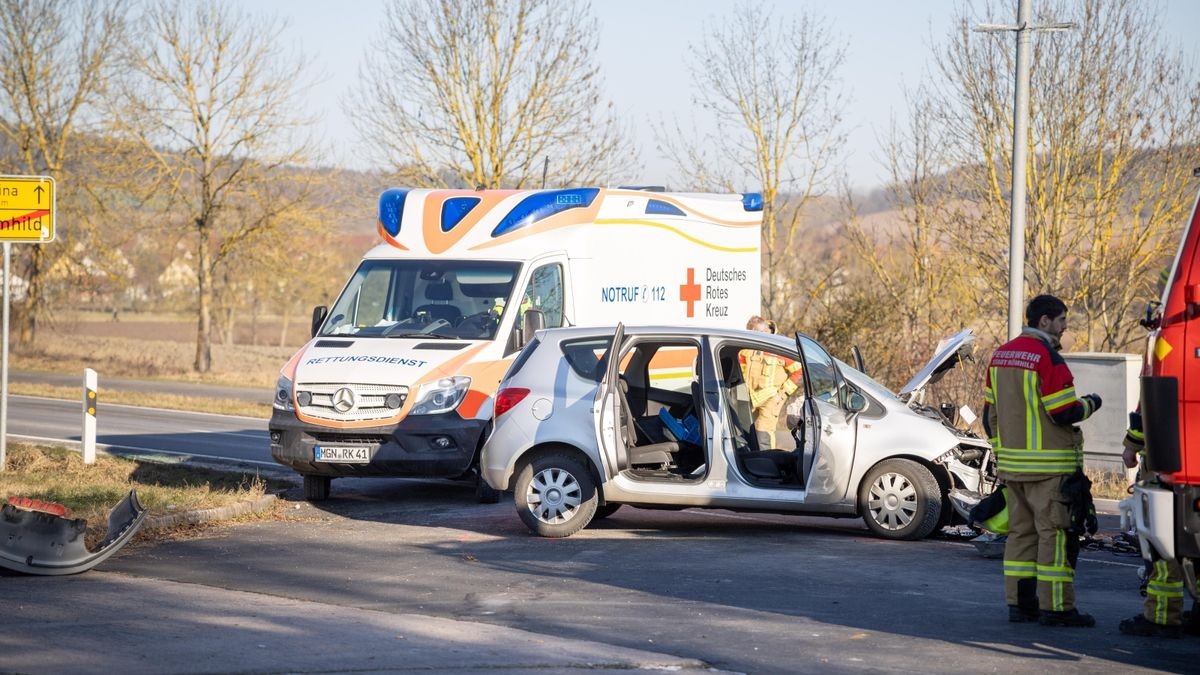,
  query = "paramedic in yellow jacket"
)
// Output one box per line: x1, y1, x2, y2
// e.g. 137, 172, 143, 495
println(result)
741, 316, 802, 448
